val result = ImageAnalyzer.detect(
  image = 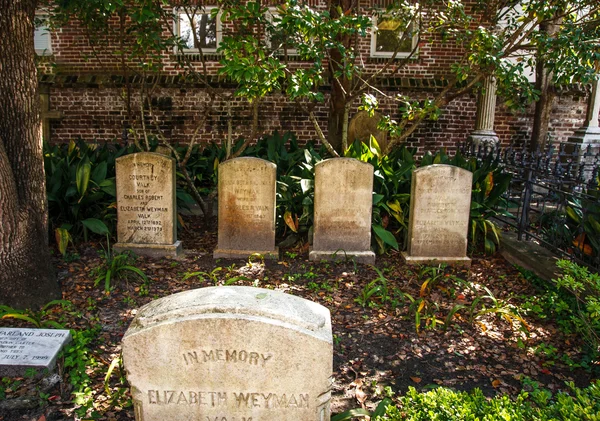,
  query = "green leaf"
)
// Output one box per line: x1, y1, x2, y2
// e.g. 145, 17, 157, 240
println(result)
42, 320, 65, 329
99, 179, 116, 197
372, 224, 399, 251
91, 161, 107, 183
76, 157, 92, 197
82, 218, 110, 236
118, 266, 148, 282
2, 314, 41, 328
331, 408, 371, 421
55, 227, 71, 257
372, 398, 393, 418
566, 206, 581, 223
